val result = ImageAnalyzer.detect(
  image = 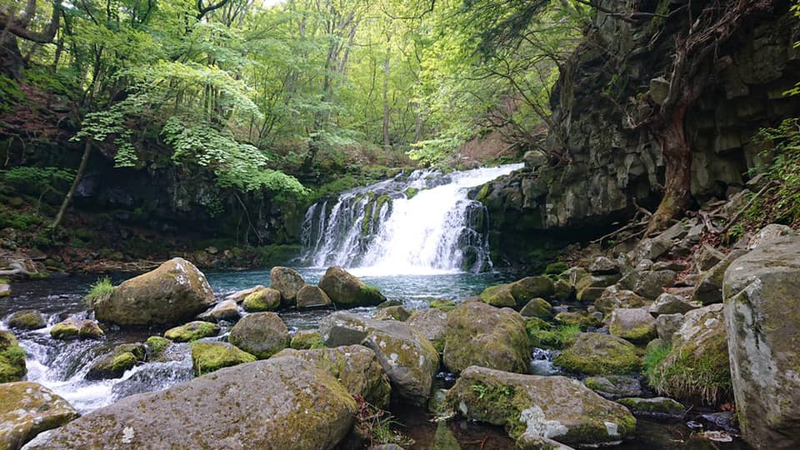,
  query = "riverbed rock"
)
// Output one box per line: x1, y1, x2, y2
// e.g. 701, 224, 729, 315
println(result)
296, 285, 332, 309
145, 336, 171, 358
444, 302, 530, 374
608, 308, 656, 343
229, 312, 288, 359
584, 375, 642, 399
49, 319, 80, 340
0, 330, 26, 383
594, 287, 646, 315
650, 304, 729, 404
94, 258, 215, 327
553, 279, 575, 301
723, 235, 800, 449
318, 266, 386, 307
576, 274, 621, 302
520, 298, 553, 320
509, 276, 555, 305
631, 270, 677, 300
190, 341, 257, 375
407, 308, 448, 352
164, 321, 220, 342
85, 343, 146, 380
7, 310, 45, 330
618, 397, 685, 421
589, 257, 618, 275
554, 333, 640, 375
290, 331, 324, 350
78, 321, 104, 339
242, 286, 281, 312
373, 305, 411, 321
198, 300, 240, 322
649, 293, 696, 316
270, 266, 306, 306
447, 366, 636, 447
225, 285, 265, 303
274, 345, 391, 408
746, 223, 797, 249
655, 313, 684, 341
692, 249, 747, 304
554, 311, 601, 329
24, 356, 357, 449
0, 382, 79, 450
